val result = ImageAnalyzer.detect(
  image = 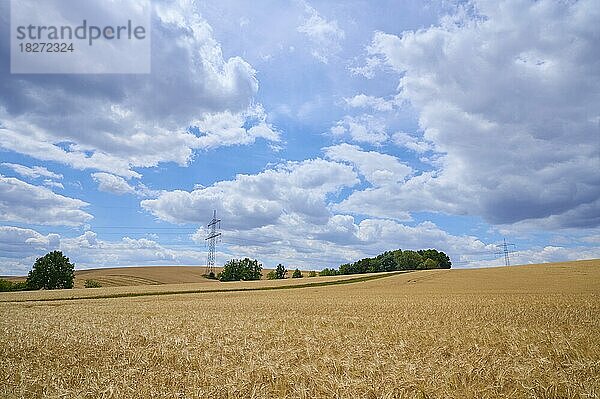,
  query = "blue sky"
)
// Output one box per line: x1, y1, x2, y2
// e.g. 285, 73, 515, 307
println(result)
1, 0, 599, 275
